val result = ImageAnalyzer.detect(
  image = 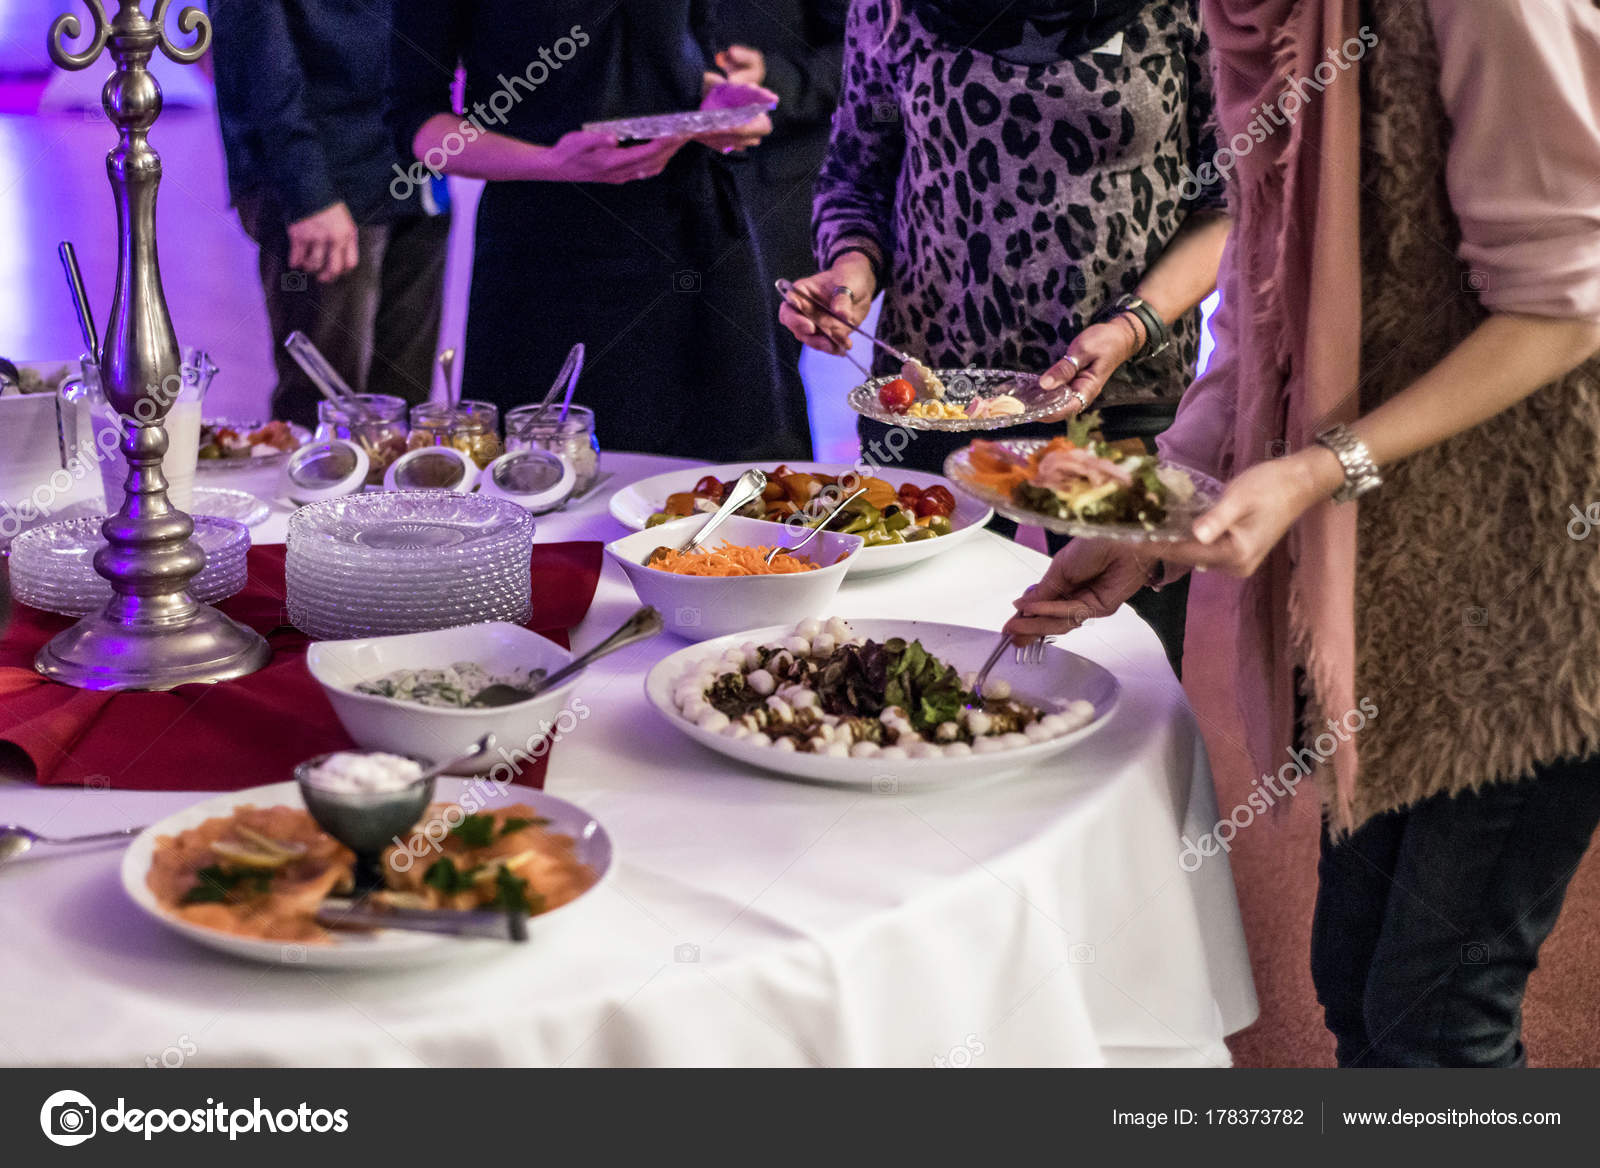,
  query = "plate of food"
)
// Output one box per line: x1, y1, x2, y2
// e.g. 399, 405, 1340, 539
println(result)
197, 418, 309, 470
609, 462, 992, 577
122, 777, 613, 968
848, 367, 1081, 432
581, 102, 775, 142
645, 617, 1119, 789
944, 417, 1218, 543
